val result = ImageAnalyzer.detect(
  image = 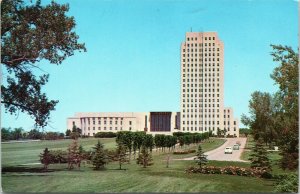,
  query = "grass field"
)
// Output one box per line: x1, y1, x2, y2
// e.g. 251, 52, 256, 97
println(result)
240, 136, 295, 176
1, 137, 281, 192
